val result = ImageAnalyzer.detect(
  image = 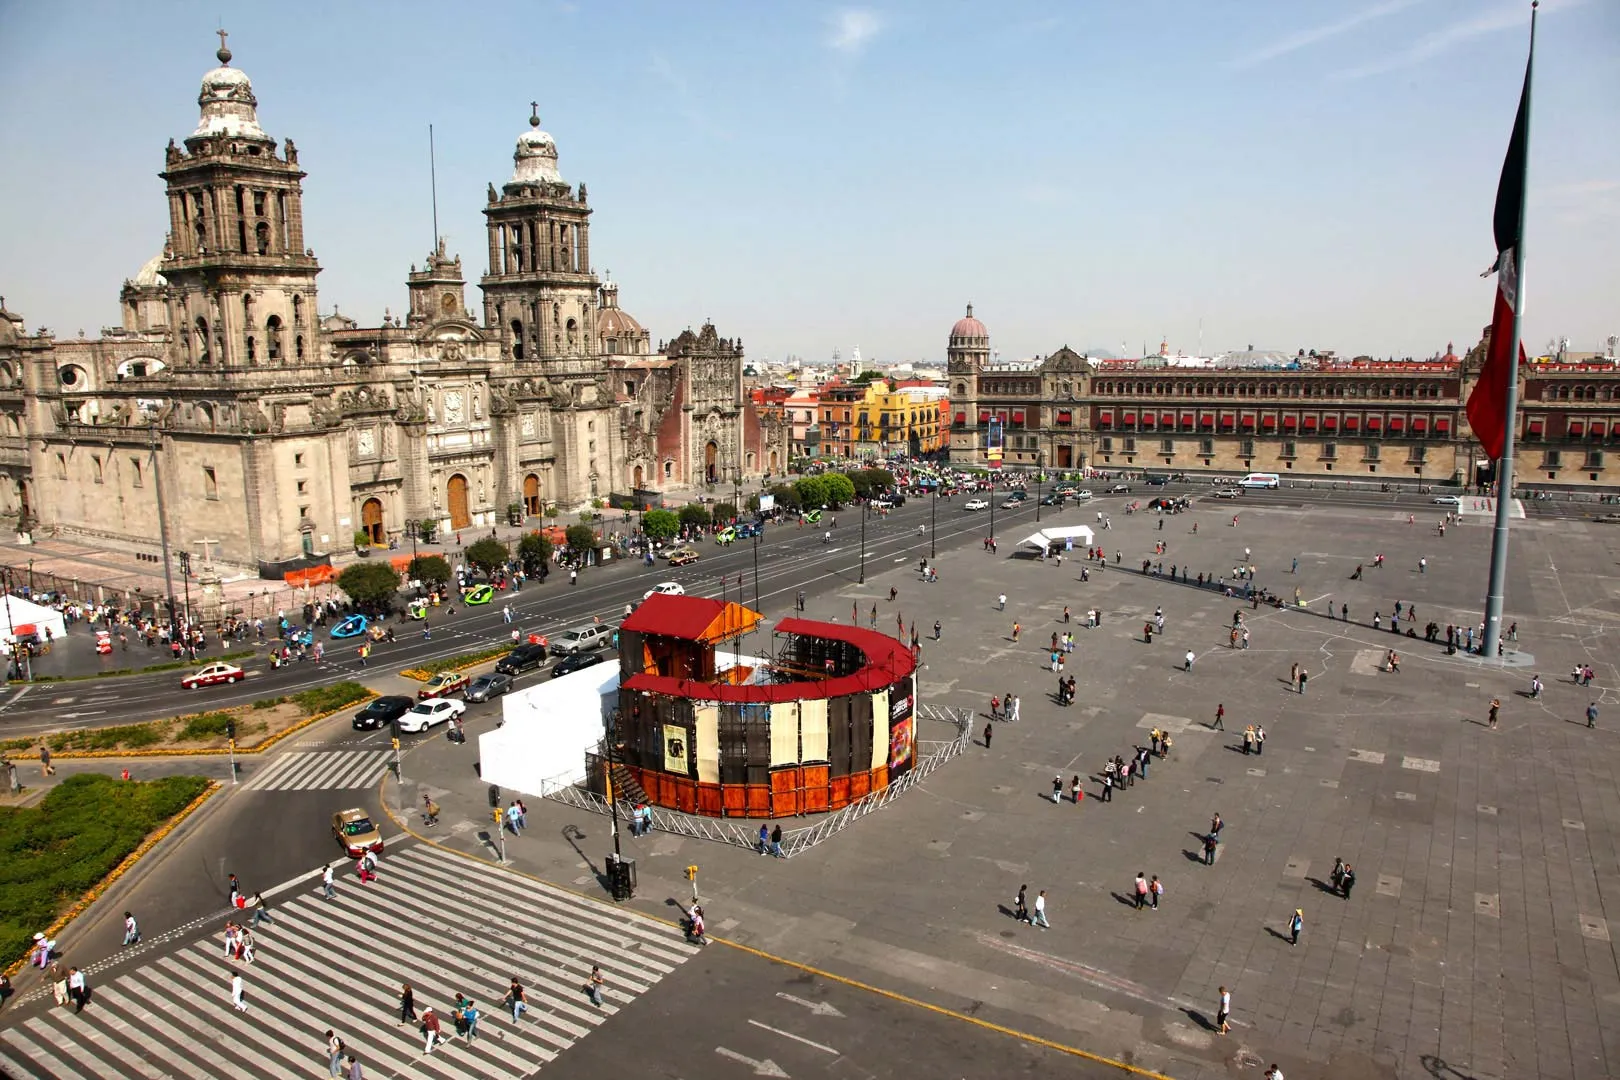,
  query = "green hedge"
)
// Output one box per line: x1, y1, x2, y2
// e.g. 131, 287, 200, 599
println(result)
0, 773, 211, 965
175, 711, 235, 741
410, 645, 513, 677
290, 682, 373, 716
